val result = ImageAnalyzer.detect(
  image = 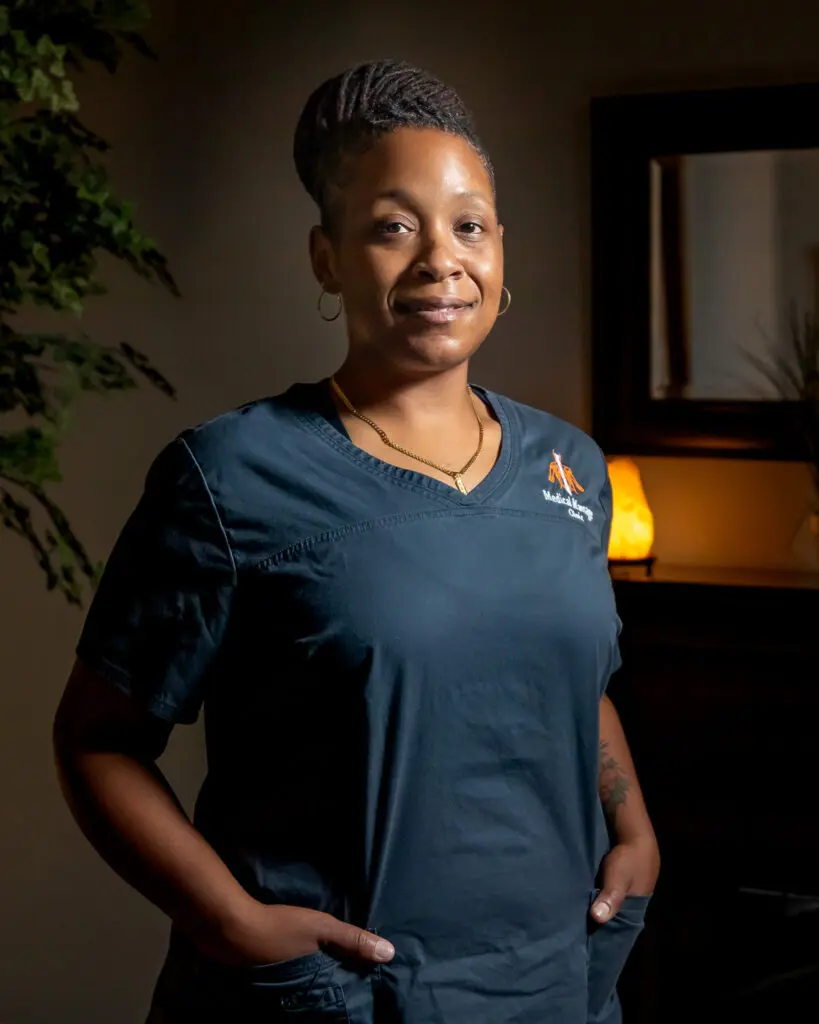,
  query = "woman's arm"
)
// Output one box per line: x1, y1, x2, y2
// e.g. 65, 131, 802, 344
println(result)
591, 694, 660, 922
598, 693, 653, 843
54, 660, 275, 963
54, 660, 393, 966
